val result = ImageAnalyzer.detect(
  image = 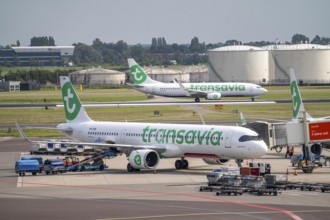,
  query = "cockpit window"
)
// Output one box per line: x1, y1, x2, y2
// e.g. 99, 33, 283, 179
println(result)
239, 135, 262, 142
